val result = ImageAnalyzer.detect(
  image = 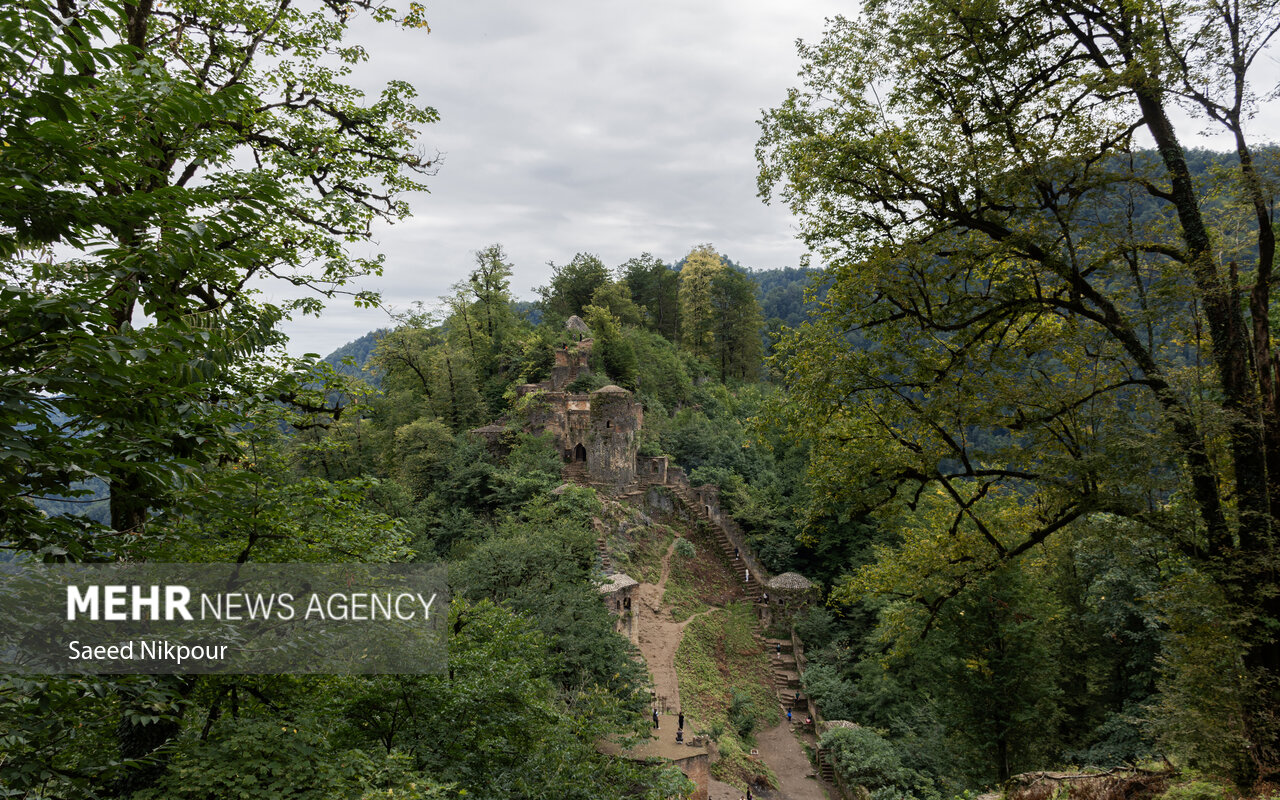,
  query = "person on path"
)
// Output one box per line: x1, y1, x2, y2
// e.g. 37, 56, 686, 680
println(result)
744, 567, 750, 583
734, 546, 739, 560
775, 642, 781, 656
652, 708, 659, 729
678, 711, 684, 731
787, 707, 792, 723
676, 728, 684, 743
